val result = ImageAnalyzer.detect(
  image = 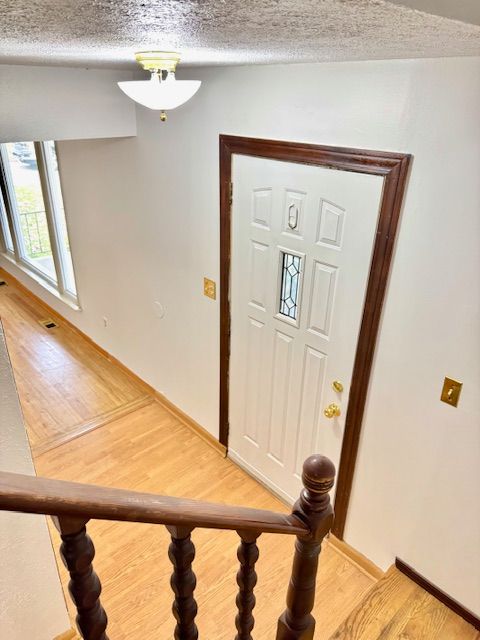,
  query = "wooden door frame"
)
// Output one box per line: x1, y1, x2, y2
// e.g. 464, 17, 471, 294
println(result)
219, 134, 411, 539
